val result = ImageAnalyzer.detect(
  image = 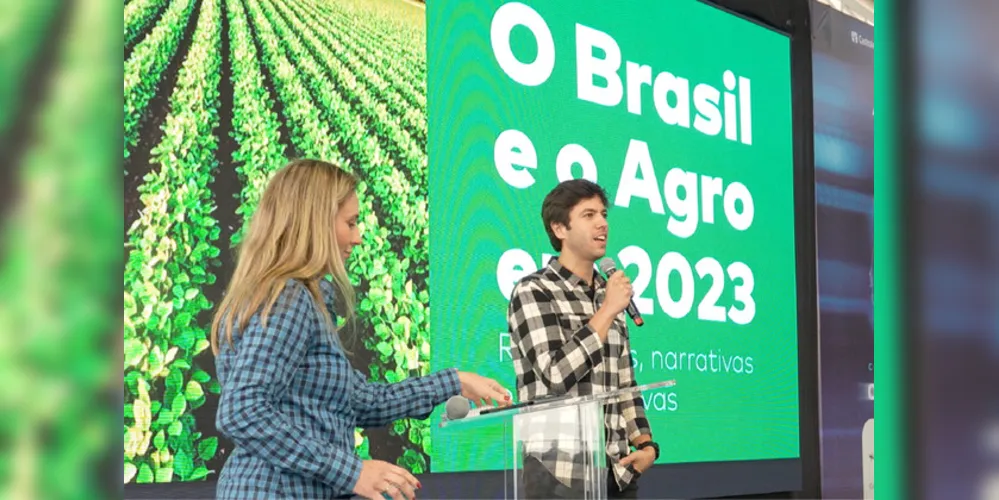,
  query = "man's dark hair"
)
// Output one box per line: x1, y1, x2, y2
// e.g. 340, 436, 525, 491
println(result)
541, 179, 609, 251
